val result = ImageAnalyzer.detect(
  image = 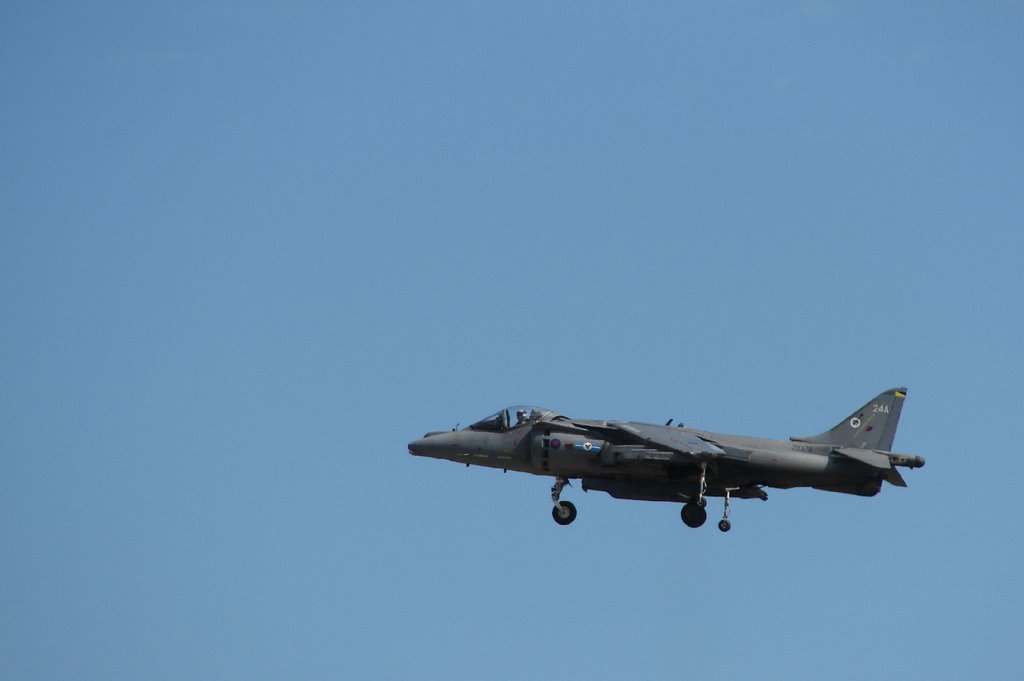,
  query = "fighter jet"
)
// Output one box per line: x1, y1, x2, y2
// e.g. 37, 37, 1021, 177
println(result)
408, 387, 924, 531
